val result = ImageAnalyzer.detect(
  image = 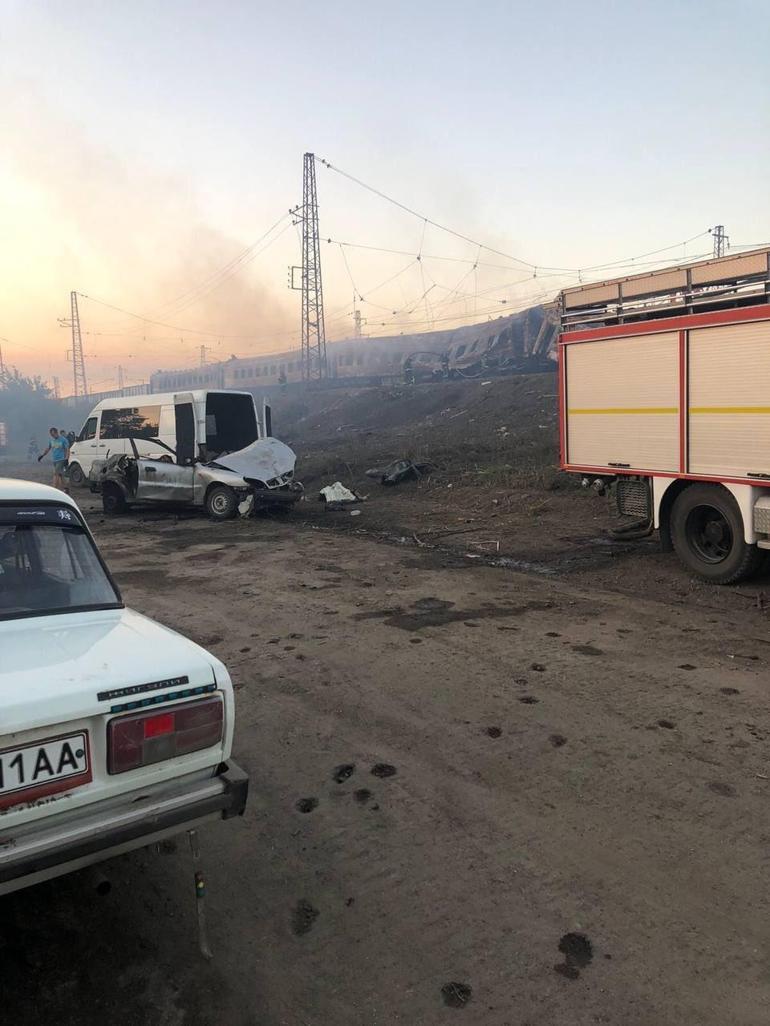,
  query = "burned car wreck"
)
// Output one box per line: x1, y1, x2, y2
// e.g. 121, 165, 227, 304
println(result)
91, 436, 302, 520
